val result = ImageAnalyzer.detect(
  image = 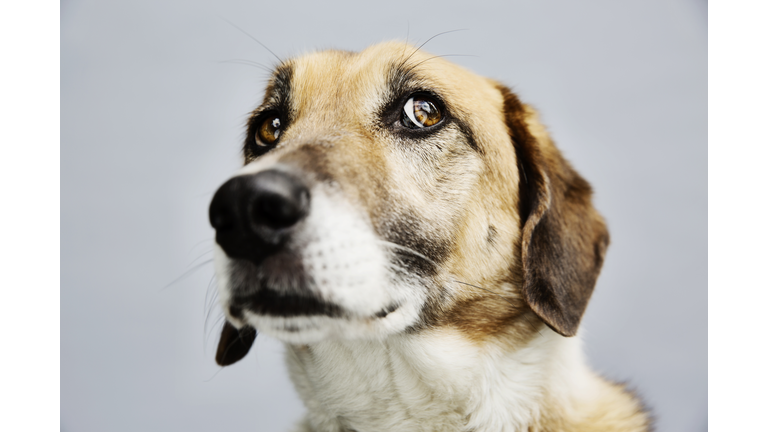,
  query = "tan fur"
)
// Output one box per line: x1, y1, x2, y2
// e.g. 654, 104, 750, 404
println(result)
534, 378, 652, 432
214, 41, 650, 431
